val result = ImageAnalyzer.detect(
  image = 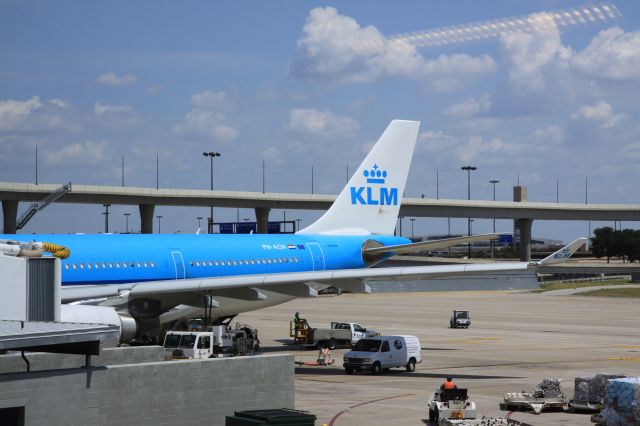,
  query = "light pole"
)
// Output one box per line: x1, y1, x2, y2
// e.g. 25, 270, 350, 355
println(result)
35, 145, 38, 185
489, 179, 499, 258
157, 215, 163, 234
461, 165, 477, 258
203, 151, 221, 234
123, 213, 131, 234
102, 204, 111, 233
410, 218, 415, 239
